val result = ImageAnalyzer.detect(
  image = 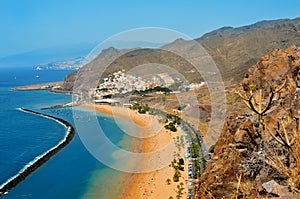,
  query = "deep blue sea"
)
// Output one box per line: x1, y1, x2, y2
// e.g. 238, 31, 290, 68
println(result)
0, 67, 130, 199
